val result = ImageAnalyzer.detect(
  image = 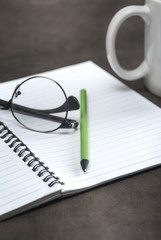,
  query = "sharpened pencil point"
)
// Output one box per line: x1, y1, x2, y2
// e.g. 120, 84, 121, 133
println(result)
80, 159, 89, 172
